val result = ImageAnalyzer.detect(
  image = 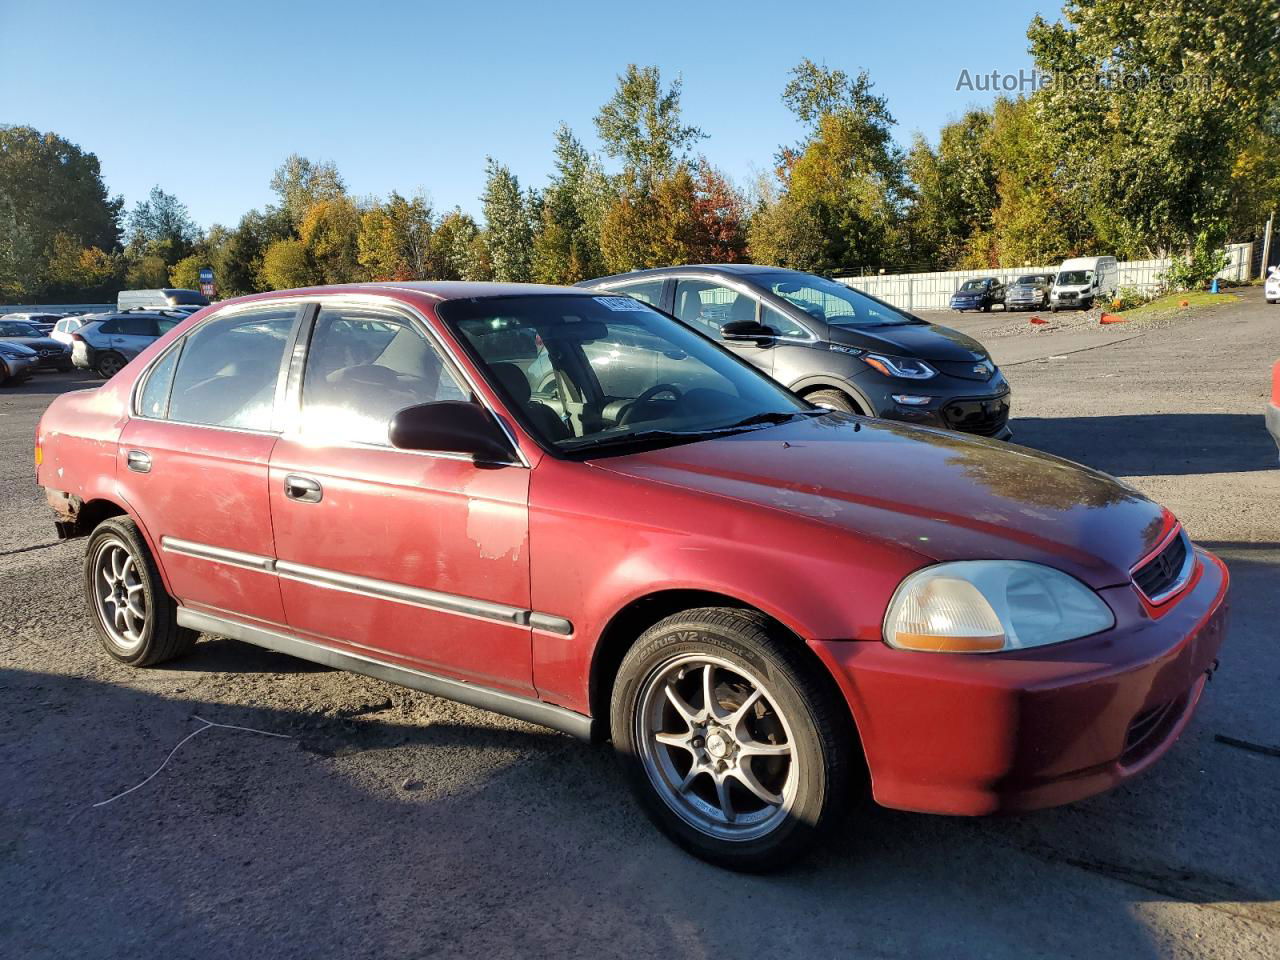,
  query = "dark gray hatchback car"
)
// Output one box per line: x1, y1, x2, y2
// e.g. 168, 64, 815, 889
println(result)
580, 265, 1012, 439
